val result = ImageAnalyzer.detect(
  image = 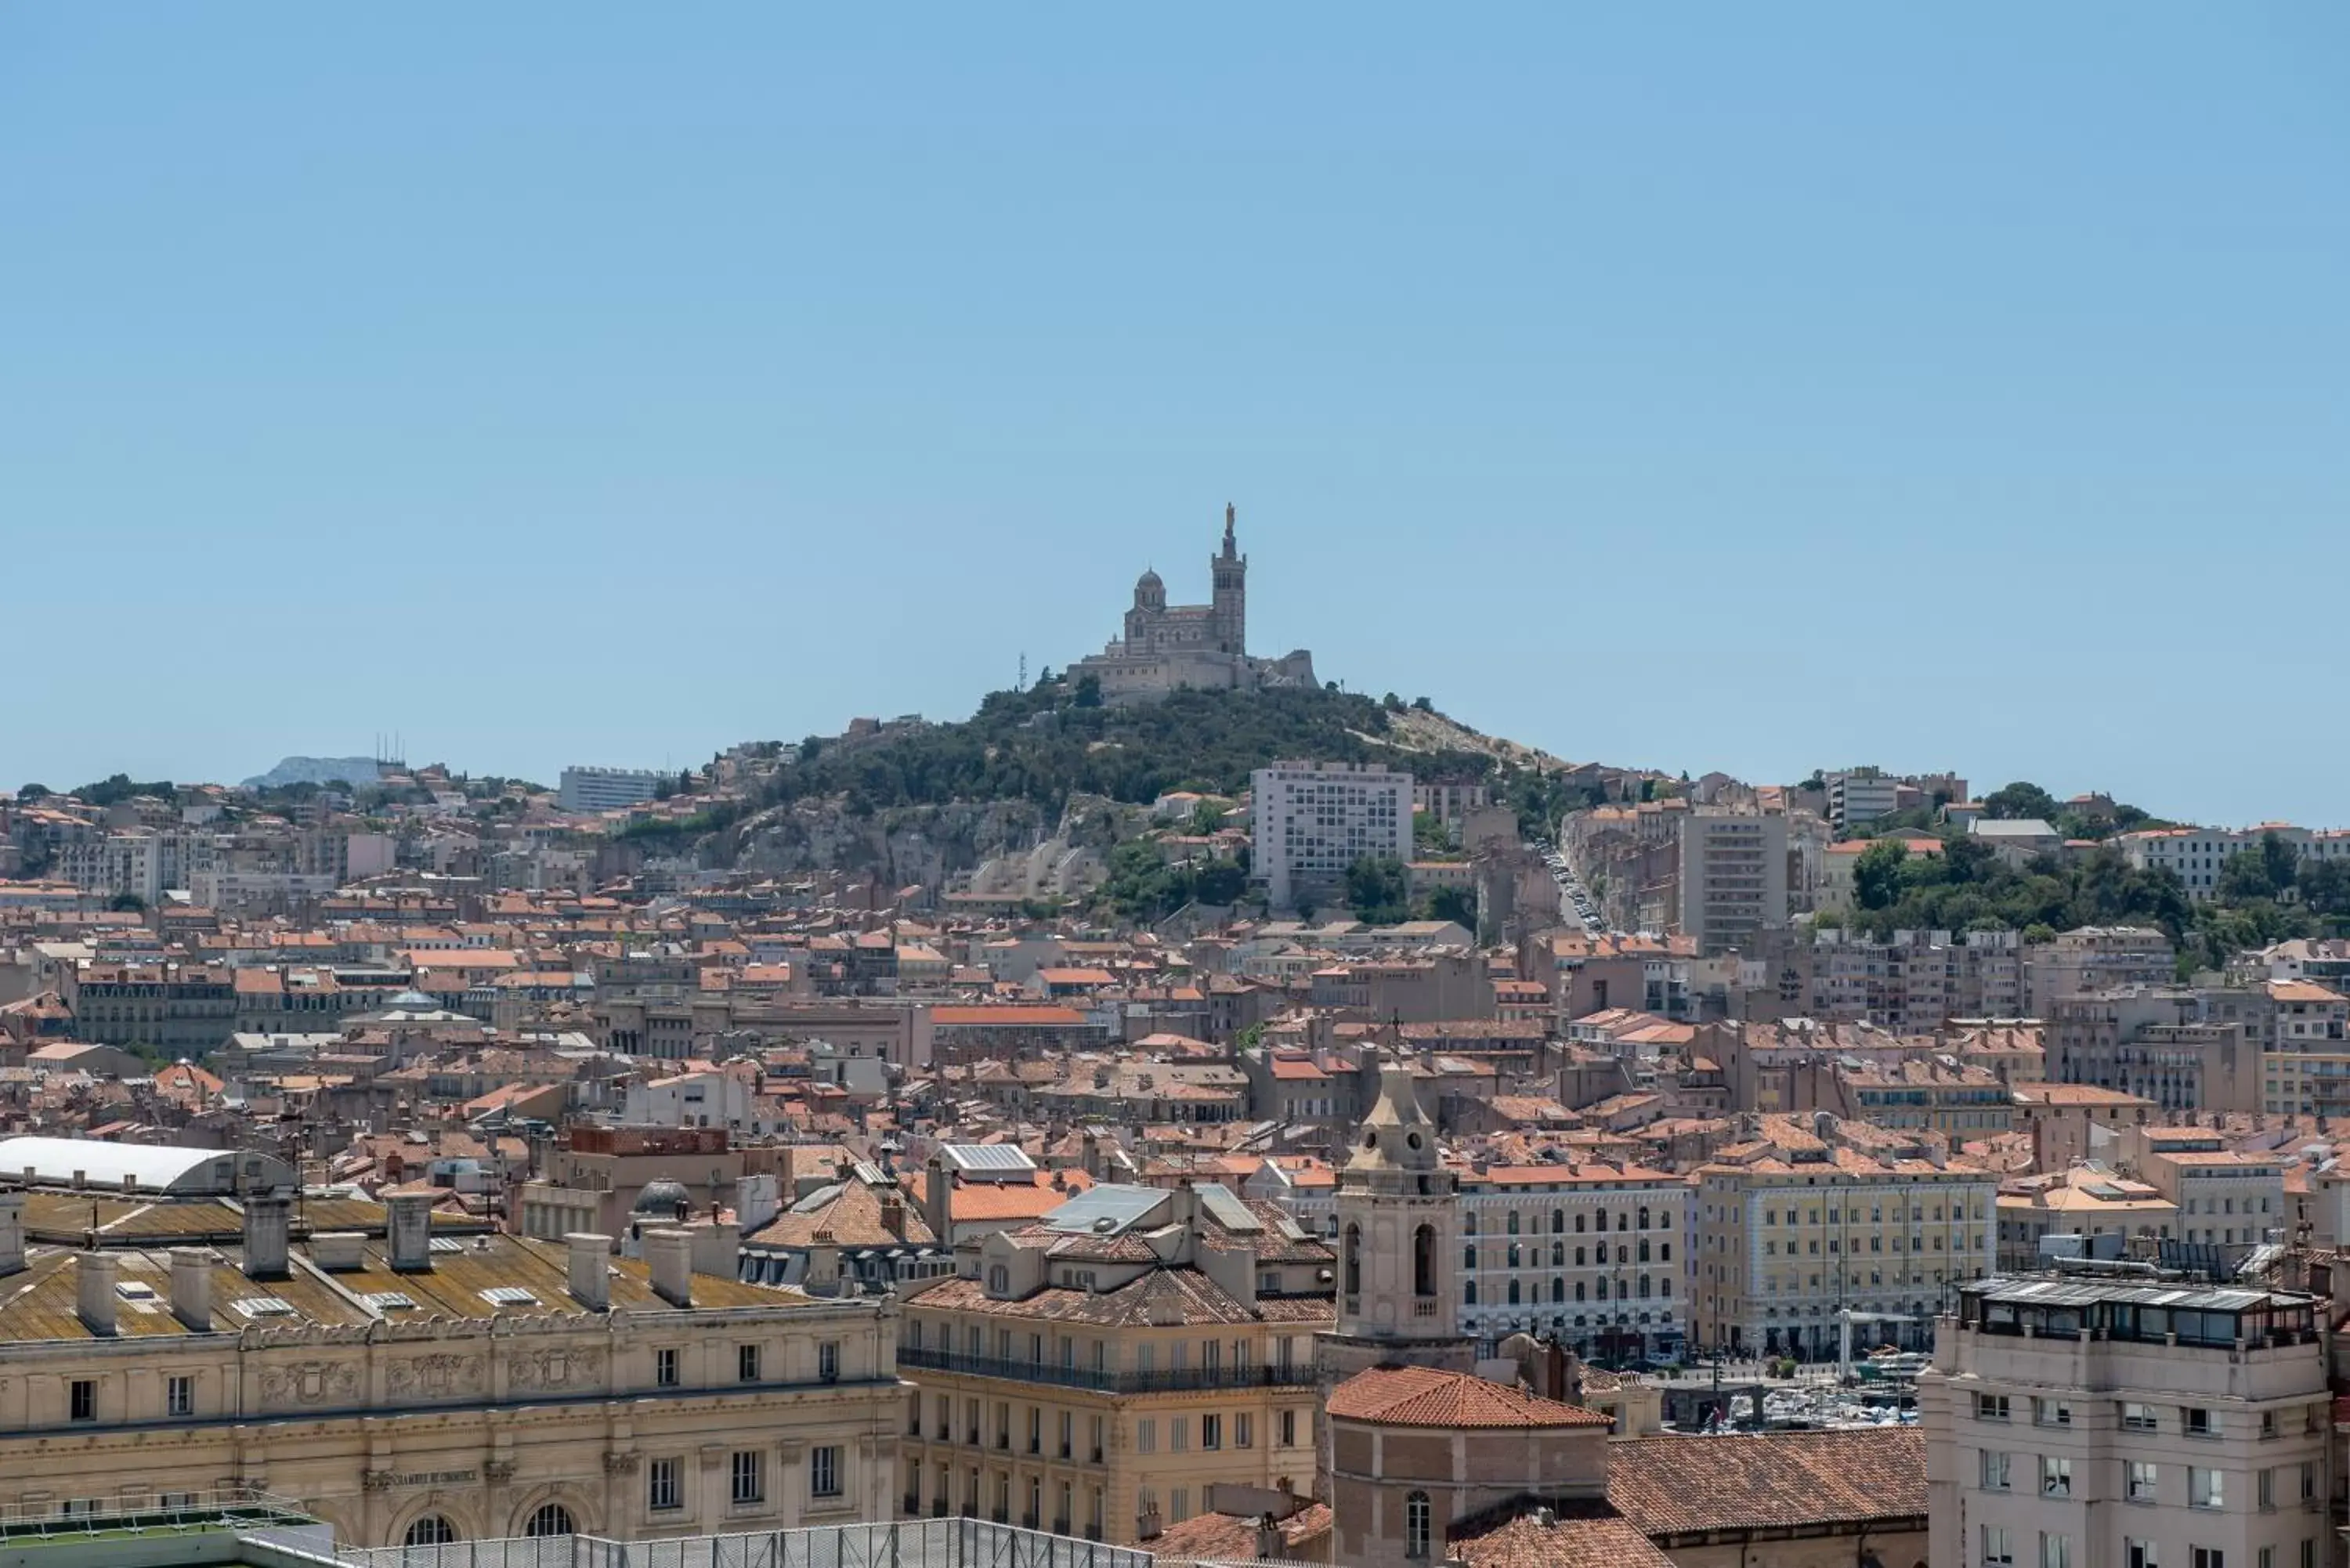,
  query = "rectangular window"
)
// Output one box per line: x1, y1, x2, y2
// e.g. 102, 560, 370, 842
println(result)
2190, 1468, 2224, 1510
2301, 1462, 2316, 1501
2037, 1398, 2073, 1427
819, 1341, 839, 1382
166, 1376, 193, 1418
2192, 1551, 2224, 1568
1170, 1416, 1188, 1452
2043, 1535, 2072, 1568
2186, 1407, 2217, 1437
1976, 1393, 2011, 1422
1235, 1412, 1253, 1449
2261, 1469, 2276, 1511
1983, 1526, 2013, 1568
1202, 1414, 1222, 1451
738, 1344, 761, 1383
2123, 1402, 2158, 1431
2043, 1457, 2073, 1498
1137, 1419, 1156, 1454
649, 1458, 681, 1512
656, 1348, 679, 1388
2128, 1462, 2160, 1501
811, 1445, 841, 1499
731, 1450, 765, 1505
1982, 1451, 2012, 1491
2129, 1541, 2158, 1568
68, 1381, 94, 1422
1281, 1409, 1298, 1447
